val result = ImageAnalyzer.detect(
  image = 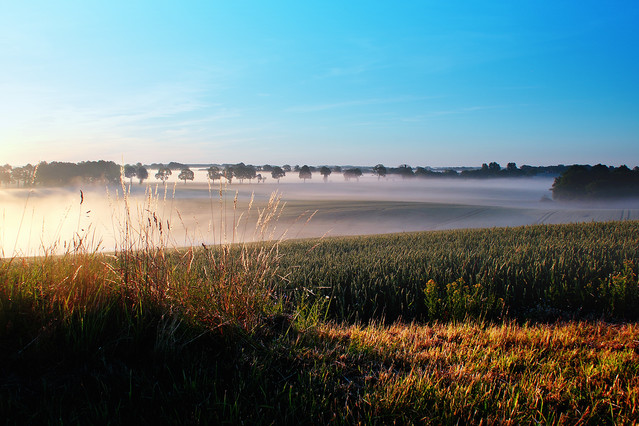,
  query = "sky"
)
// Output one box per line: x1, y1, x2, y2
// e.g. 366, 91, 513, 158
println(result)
1, 1, 638, 168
